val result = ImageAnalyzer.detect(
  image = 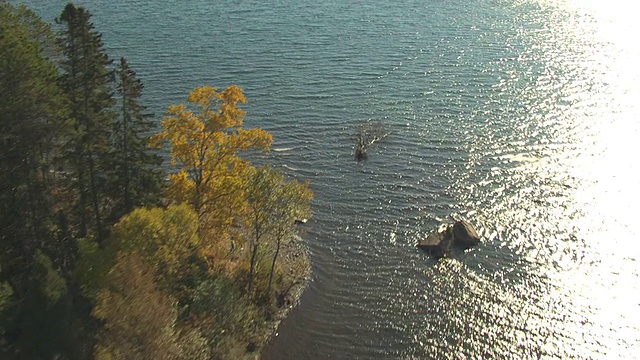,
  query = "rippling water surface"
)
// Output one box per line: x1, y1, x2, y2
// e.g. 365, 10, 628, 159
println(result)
18, 0, 640, 357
